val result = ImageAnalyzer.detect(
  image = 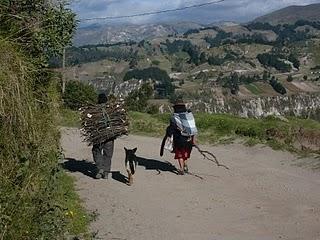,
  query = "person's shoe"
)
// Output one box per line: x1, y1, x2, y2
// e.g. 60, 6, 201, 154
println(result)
95, 169, 104, 179
178, 169, 184, 175
102, 171, 109, 179
183, 165, 189, 173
